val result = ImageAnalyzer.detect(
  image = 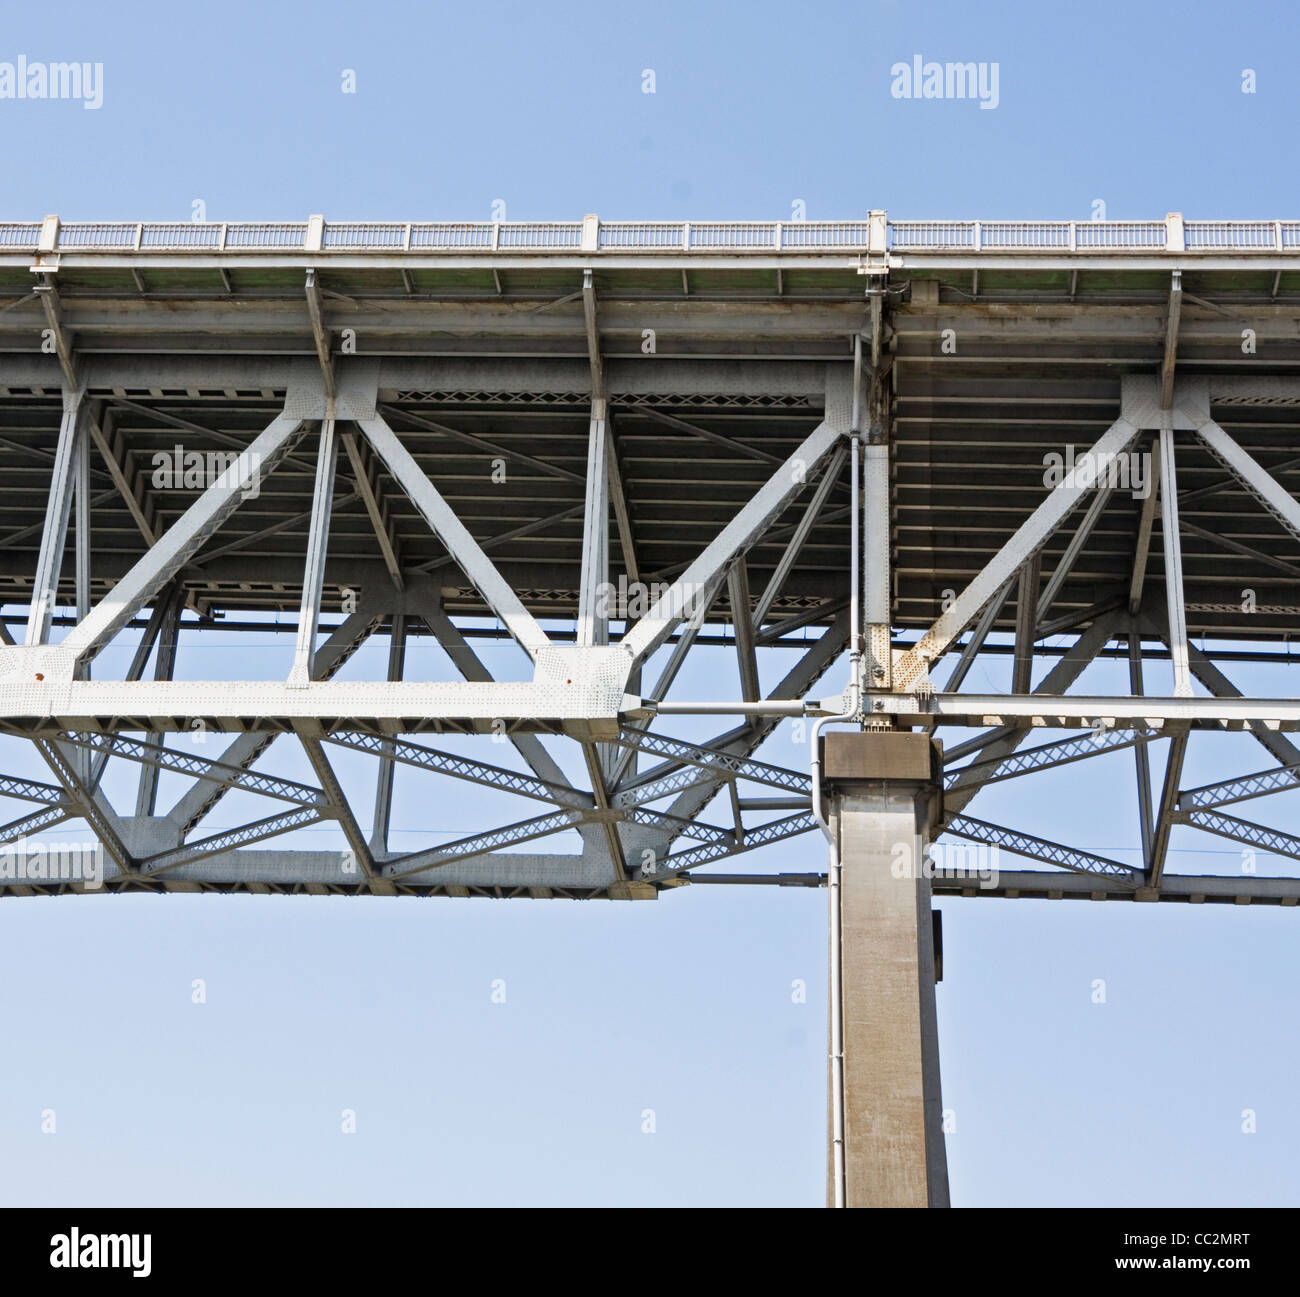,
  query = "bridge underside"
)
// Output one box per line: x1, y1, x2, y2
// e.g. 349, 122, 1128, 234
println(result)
0, 215, 1298, 903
